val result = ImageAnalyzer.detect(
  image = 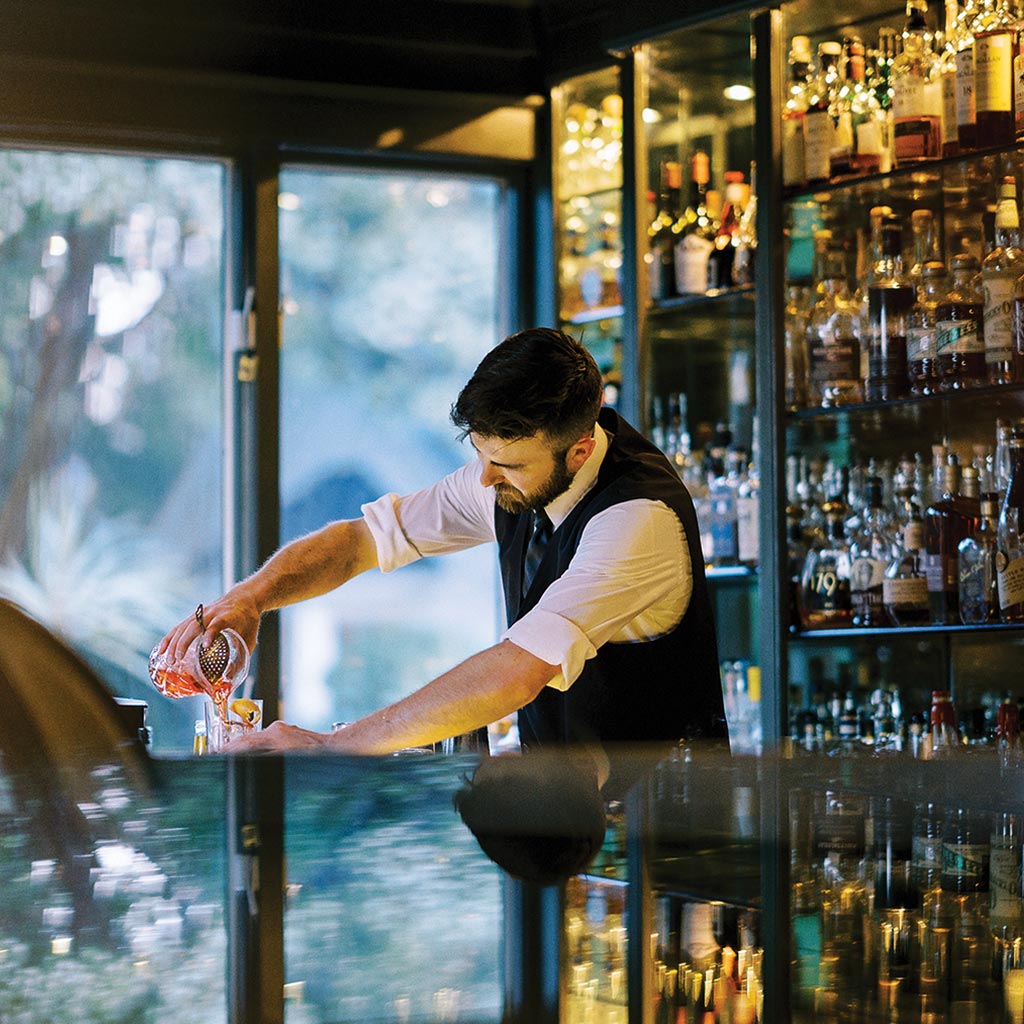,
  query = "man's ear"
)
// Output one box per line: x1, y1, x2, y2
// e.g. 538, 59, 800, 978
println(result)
566, 434, 596, 472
